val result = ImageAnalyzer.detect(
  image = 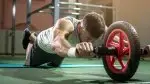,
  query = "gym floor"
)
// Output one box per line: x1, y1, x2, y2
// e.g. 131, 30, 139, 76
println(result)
0, 56, 149, 84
